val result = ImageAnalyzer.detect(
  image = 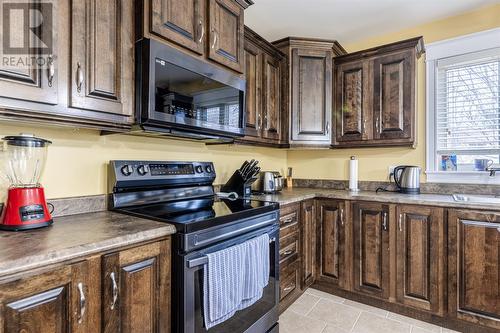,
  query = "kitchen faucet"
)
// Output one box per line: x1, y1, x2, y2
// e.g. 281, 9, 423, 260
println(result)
485, 166, 500, 177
